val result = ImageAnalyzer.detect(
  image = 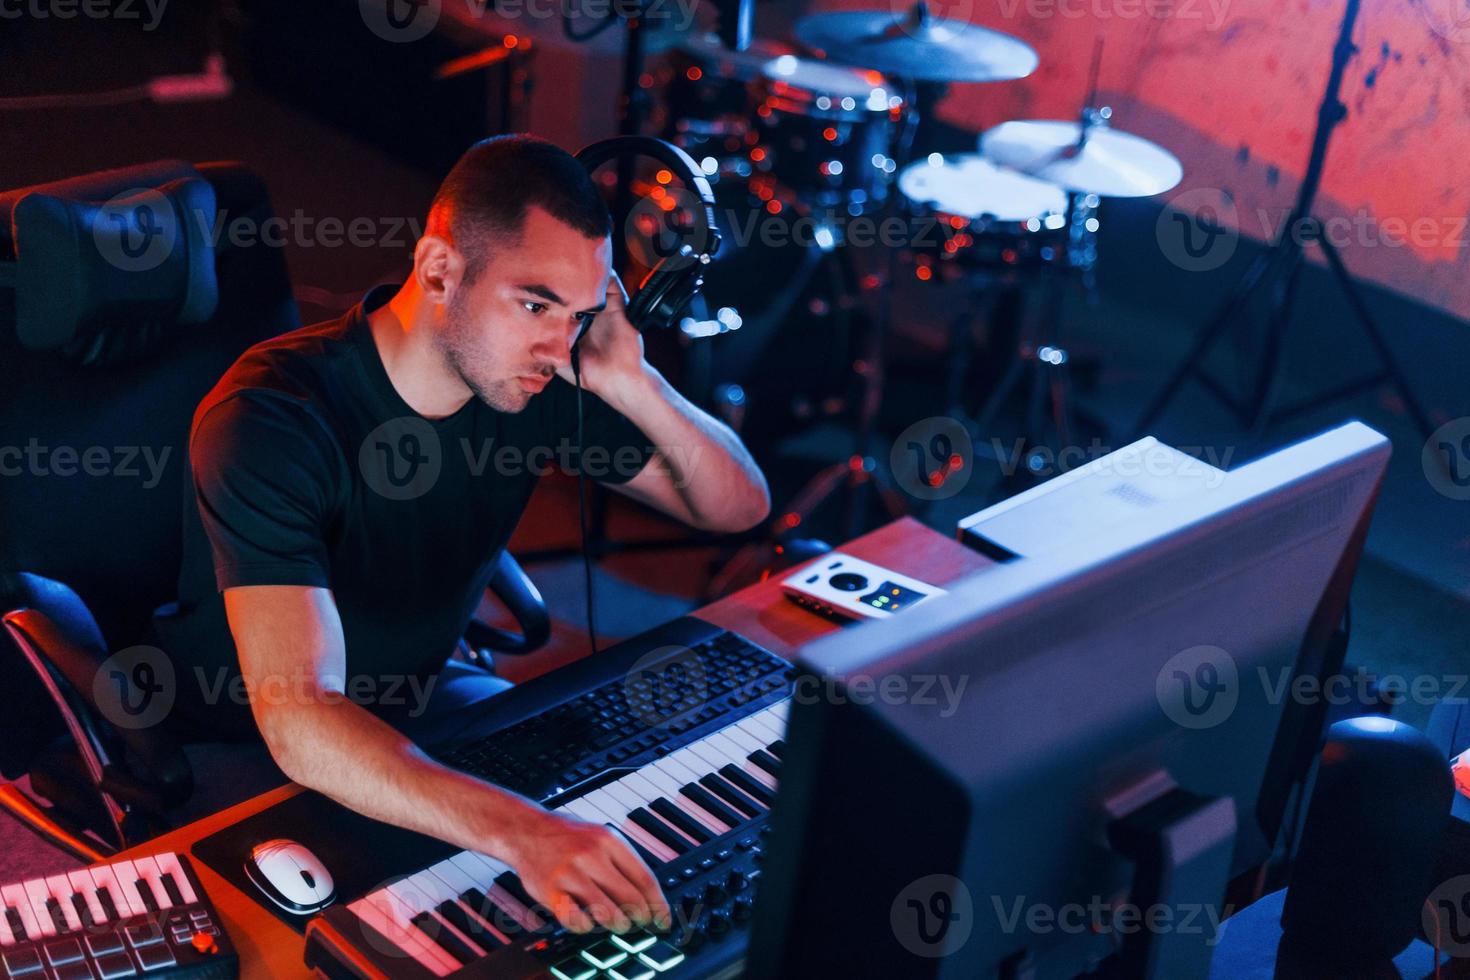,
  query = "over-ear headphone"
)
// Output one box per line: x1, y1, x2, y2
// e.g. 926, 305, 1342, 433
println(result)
575, 136, 721, 332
